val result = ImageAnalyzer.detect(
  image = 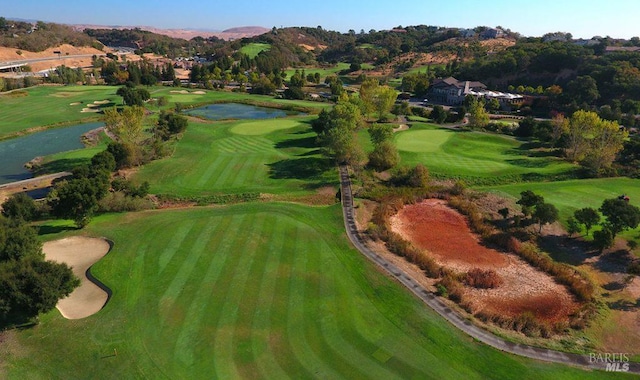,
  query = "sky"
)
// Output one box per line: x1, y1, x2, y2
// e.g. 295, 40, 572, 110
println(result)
5, 0, 640, 39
